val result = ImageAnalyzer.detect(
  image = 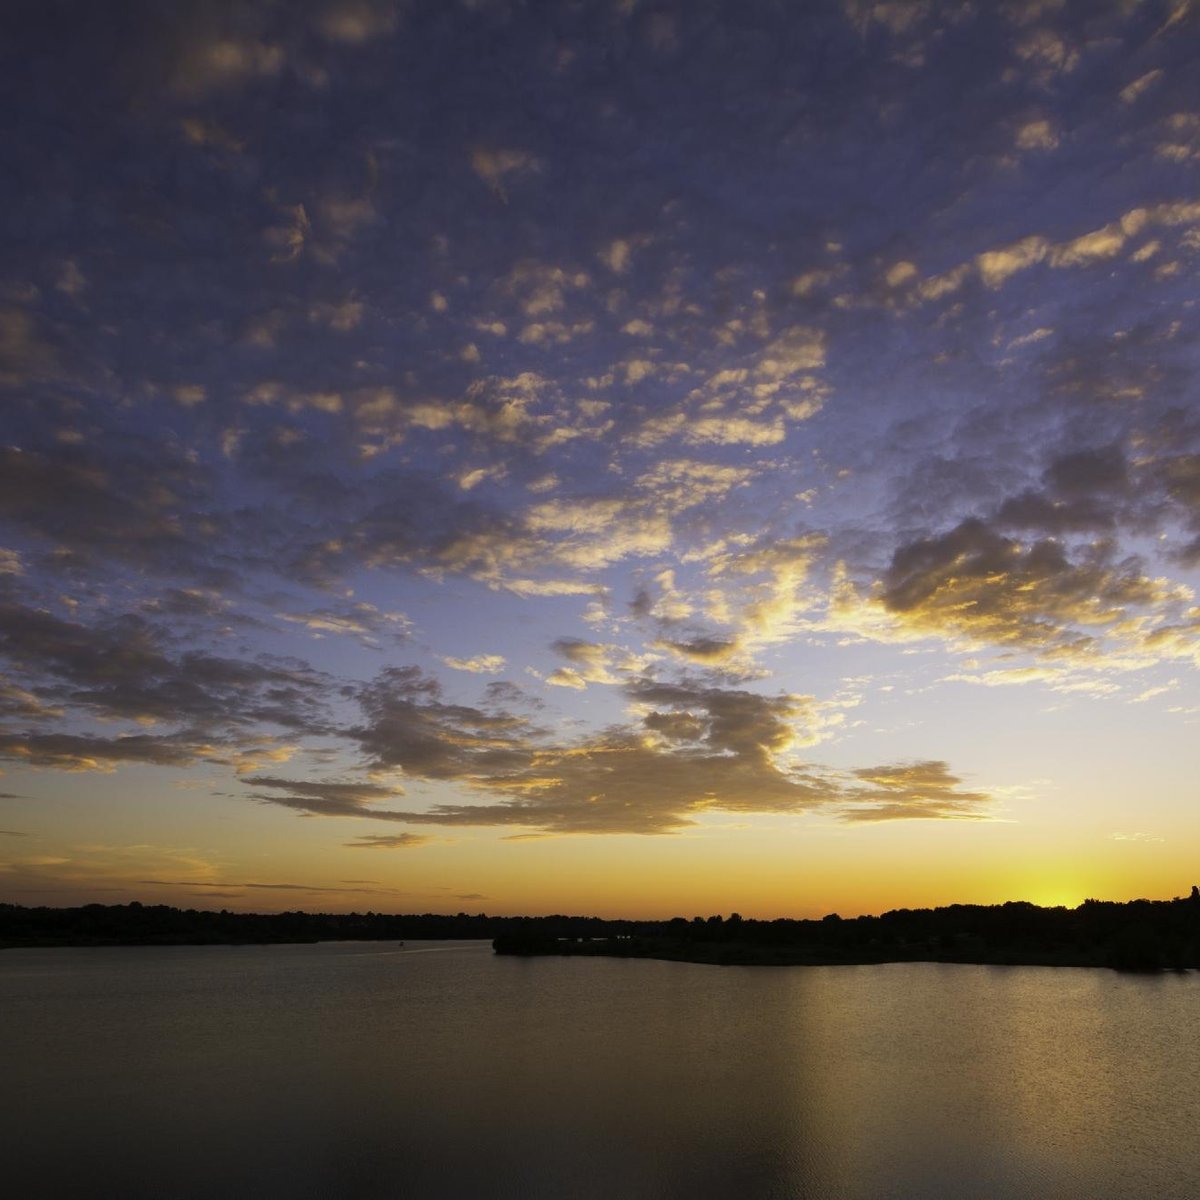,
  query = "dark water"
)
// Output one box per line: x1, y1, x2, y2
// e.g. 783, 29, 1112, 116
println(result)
2, 941, 1197, 1199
